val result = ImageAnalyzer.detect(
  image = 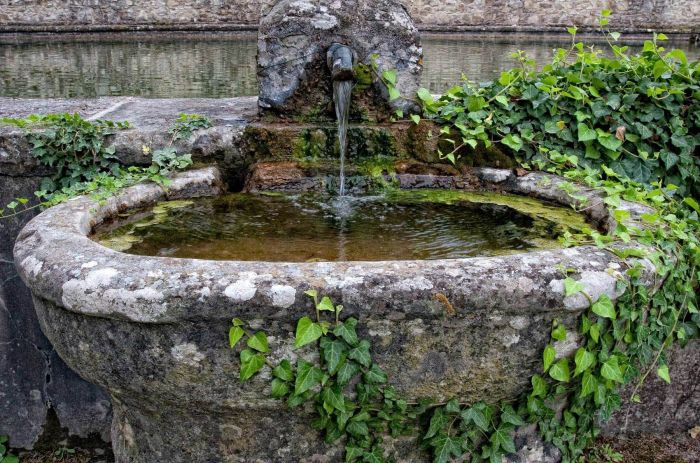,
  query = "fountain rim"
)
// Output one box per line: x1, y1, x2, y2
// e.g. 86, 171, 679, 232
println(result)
14, 166, 660, 324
